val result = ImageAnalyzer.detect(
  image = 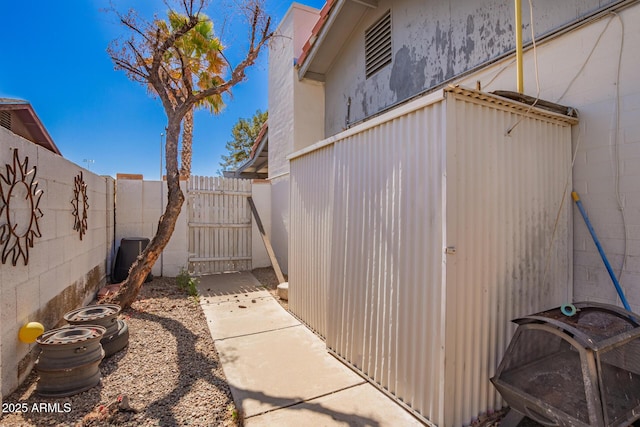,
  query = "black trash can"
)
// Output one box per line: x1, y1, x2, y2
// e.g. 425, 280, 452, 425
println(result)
112, 237, 153, 283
